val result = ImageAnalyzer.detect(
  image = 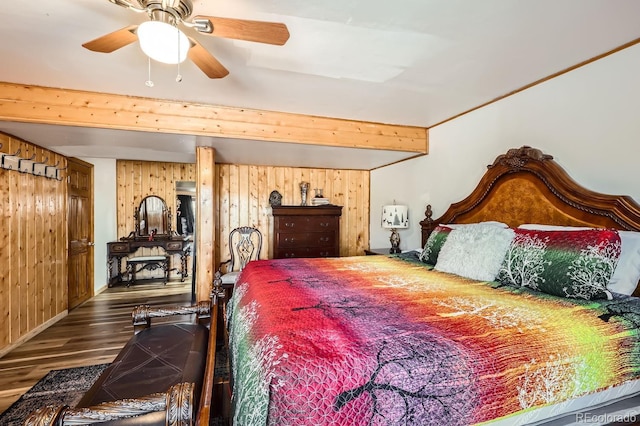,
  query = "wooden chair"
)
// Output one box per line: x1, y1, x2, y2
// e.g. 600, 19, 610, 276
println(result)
218, 226, 262, 287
